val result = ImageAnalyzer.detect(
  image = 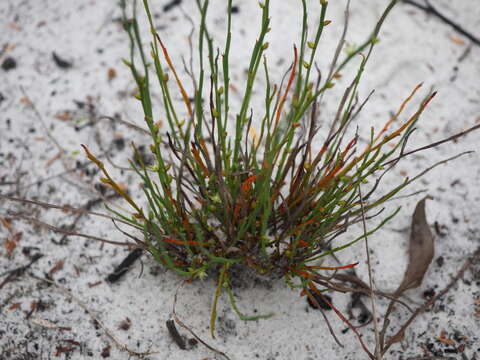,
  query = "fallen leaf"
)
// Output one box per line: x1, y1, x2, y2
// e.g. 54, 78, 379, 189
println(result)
0, 217, 13, 232
395, 197, 434, 294
438, 330, 456, 346
118, 317, 132, 331
9, 23, 21, 31
449, 35, 466, 45
55, 346, 75, 356
55, 112, 72, 121
4, 232, 22, 257
439, 337, 456, 346
107, 68, 117, 81
9, 303, 21, 310
101, 344, 111, 358
20, 96, 32, 105
87, 281, 102, 288
48, 259, 65, 275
